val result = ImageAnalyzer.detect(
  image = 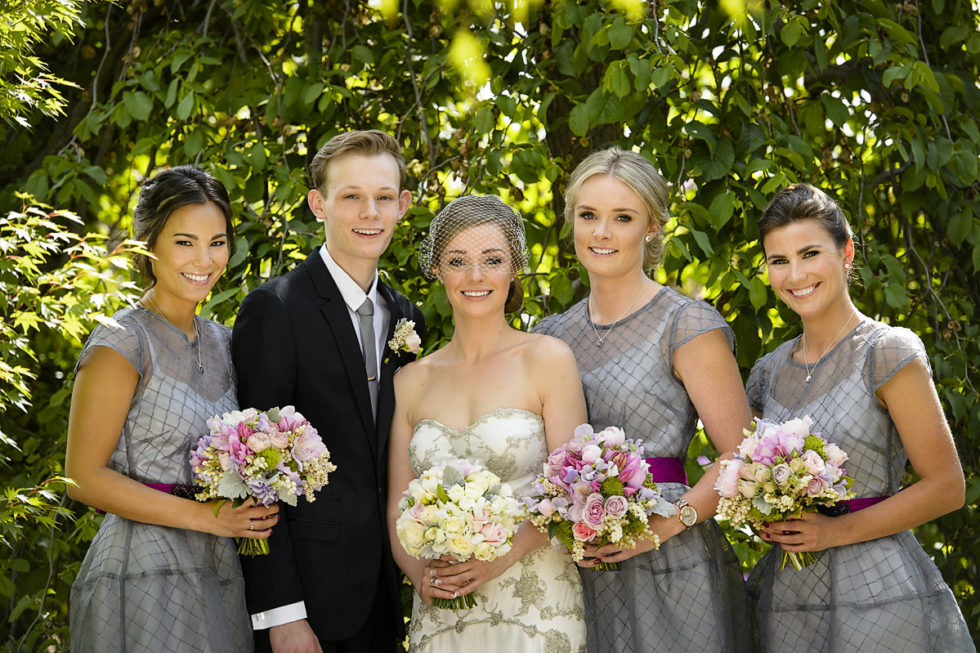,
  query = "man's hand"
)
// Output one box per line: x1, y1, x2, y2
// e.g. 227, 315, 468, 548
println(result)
270, 619, 323, 653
